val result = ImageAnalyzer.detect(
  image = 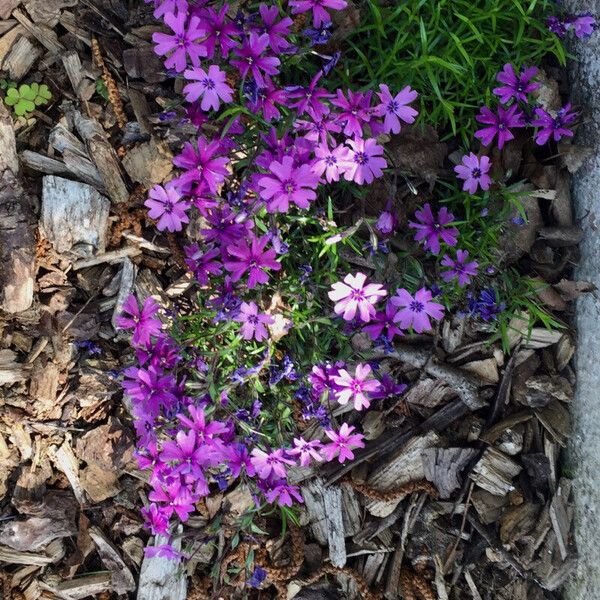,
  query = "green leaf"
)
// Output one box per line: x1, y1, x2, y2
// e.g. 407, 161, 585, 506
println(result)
19, 84, 36, 101
14, 99, 35, 116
